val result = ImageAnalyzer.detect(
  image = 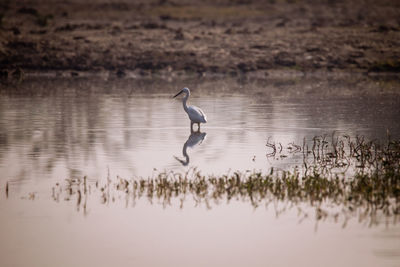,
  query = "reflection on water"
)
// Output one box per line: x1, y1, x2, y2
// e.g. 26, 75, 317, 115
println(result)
1, 76, 399, 186
50, 135, 400, 226
175, 131, 207, 166
0, 76, 400, 267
